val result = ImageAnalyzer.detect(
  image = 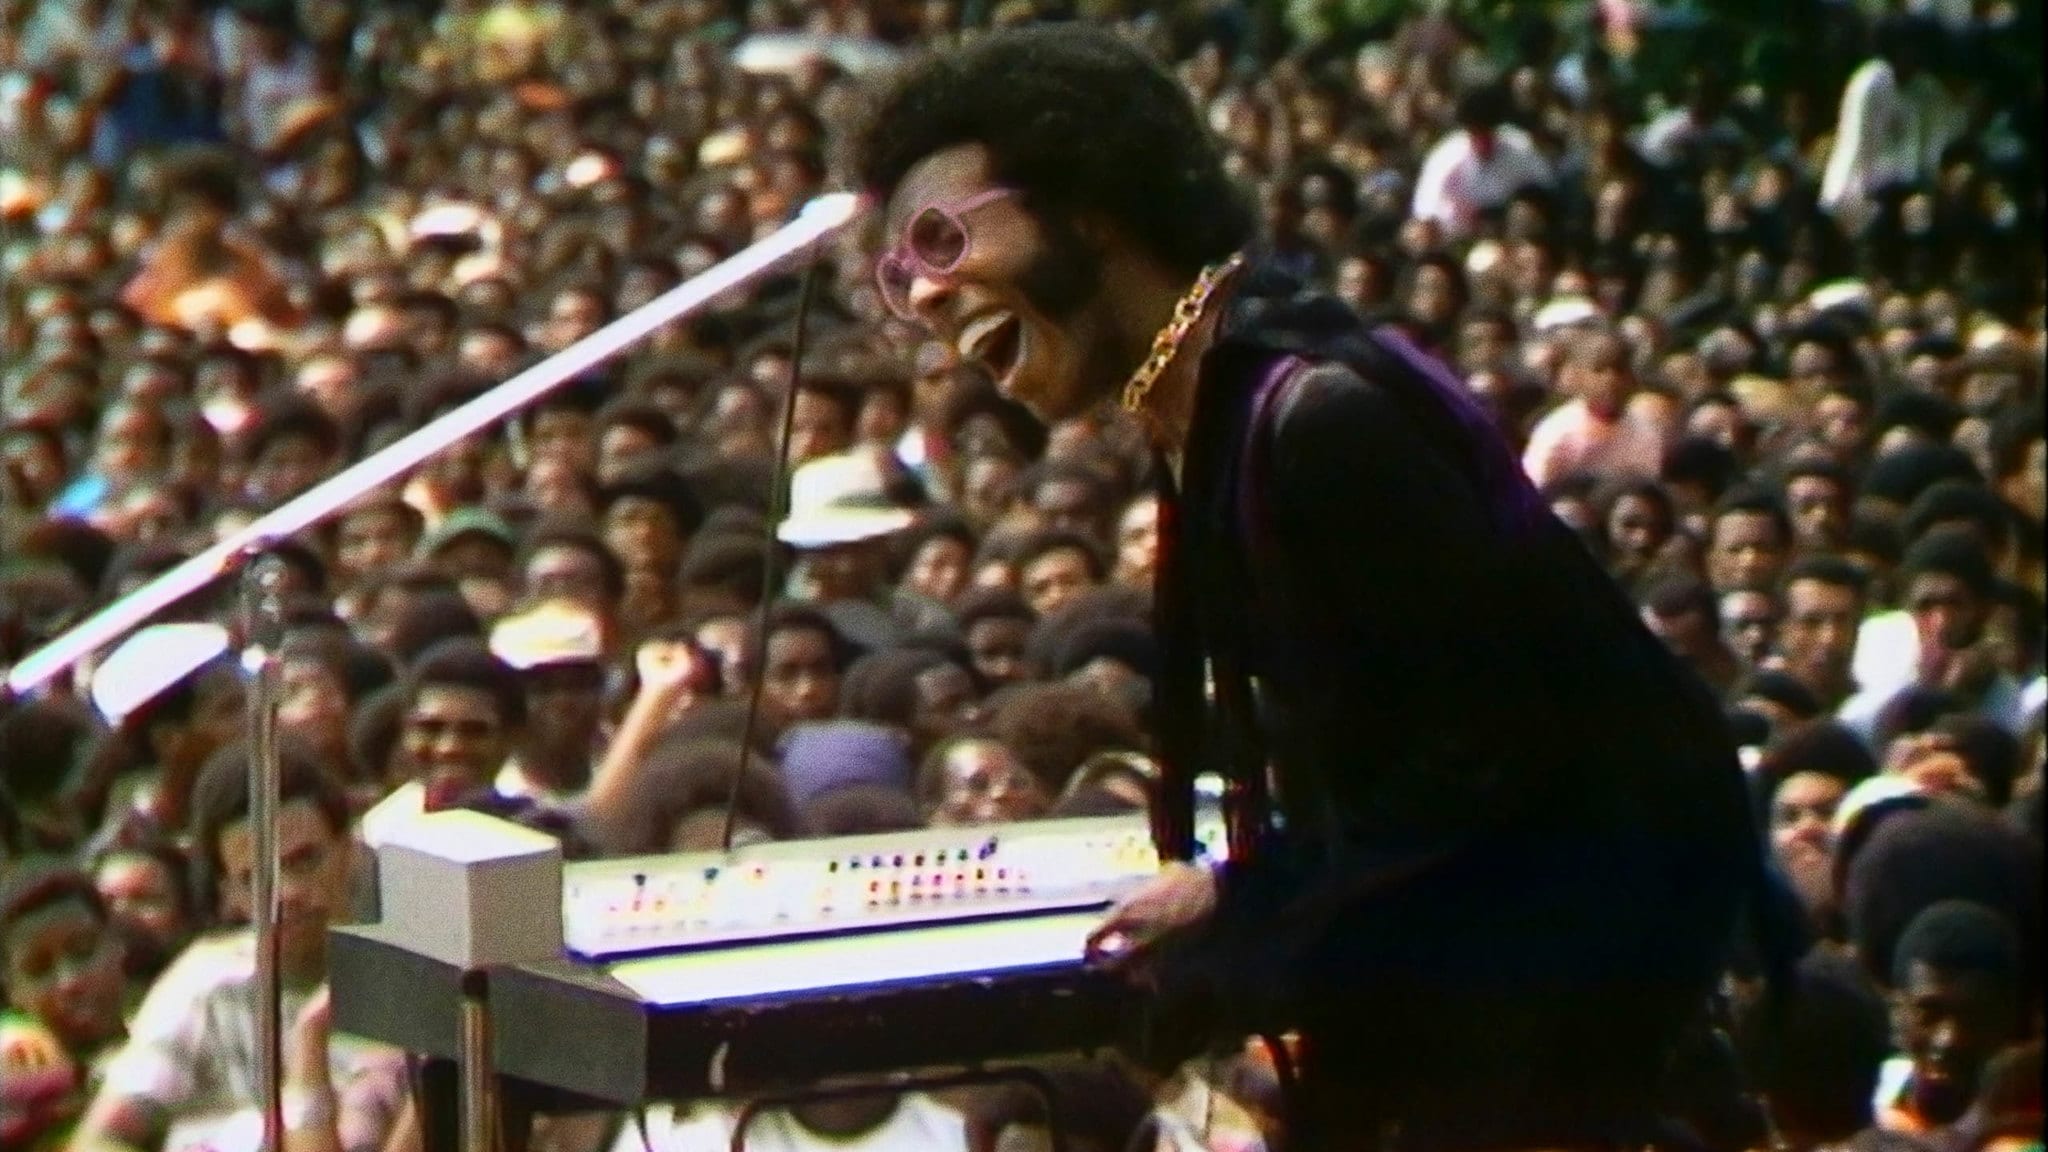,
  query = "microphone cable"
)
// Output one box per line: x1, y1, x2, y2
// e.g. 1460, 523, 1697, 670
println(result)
723, 259, 826, 853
